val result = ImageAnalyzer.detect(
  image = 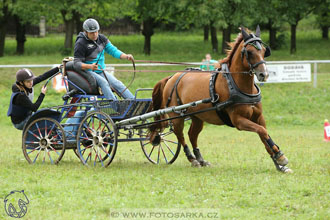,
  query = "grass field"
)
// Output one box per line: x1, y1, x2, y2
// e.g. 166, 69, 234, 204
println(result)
0, 123, 329, 219
0, 29, 330, 219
